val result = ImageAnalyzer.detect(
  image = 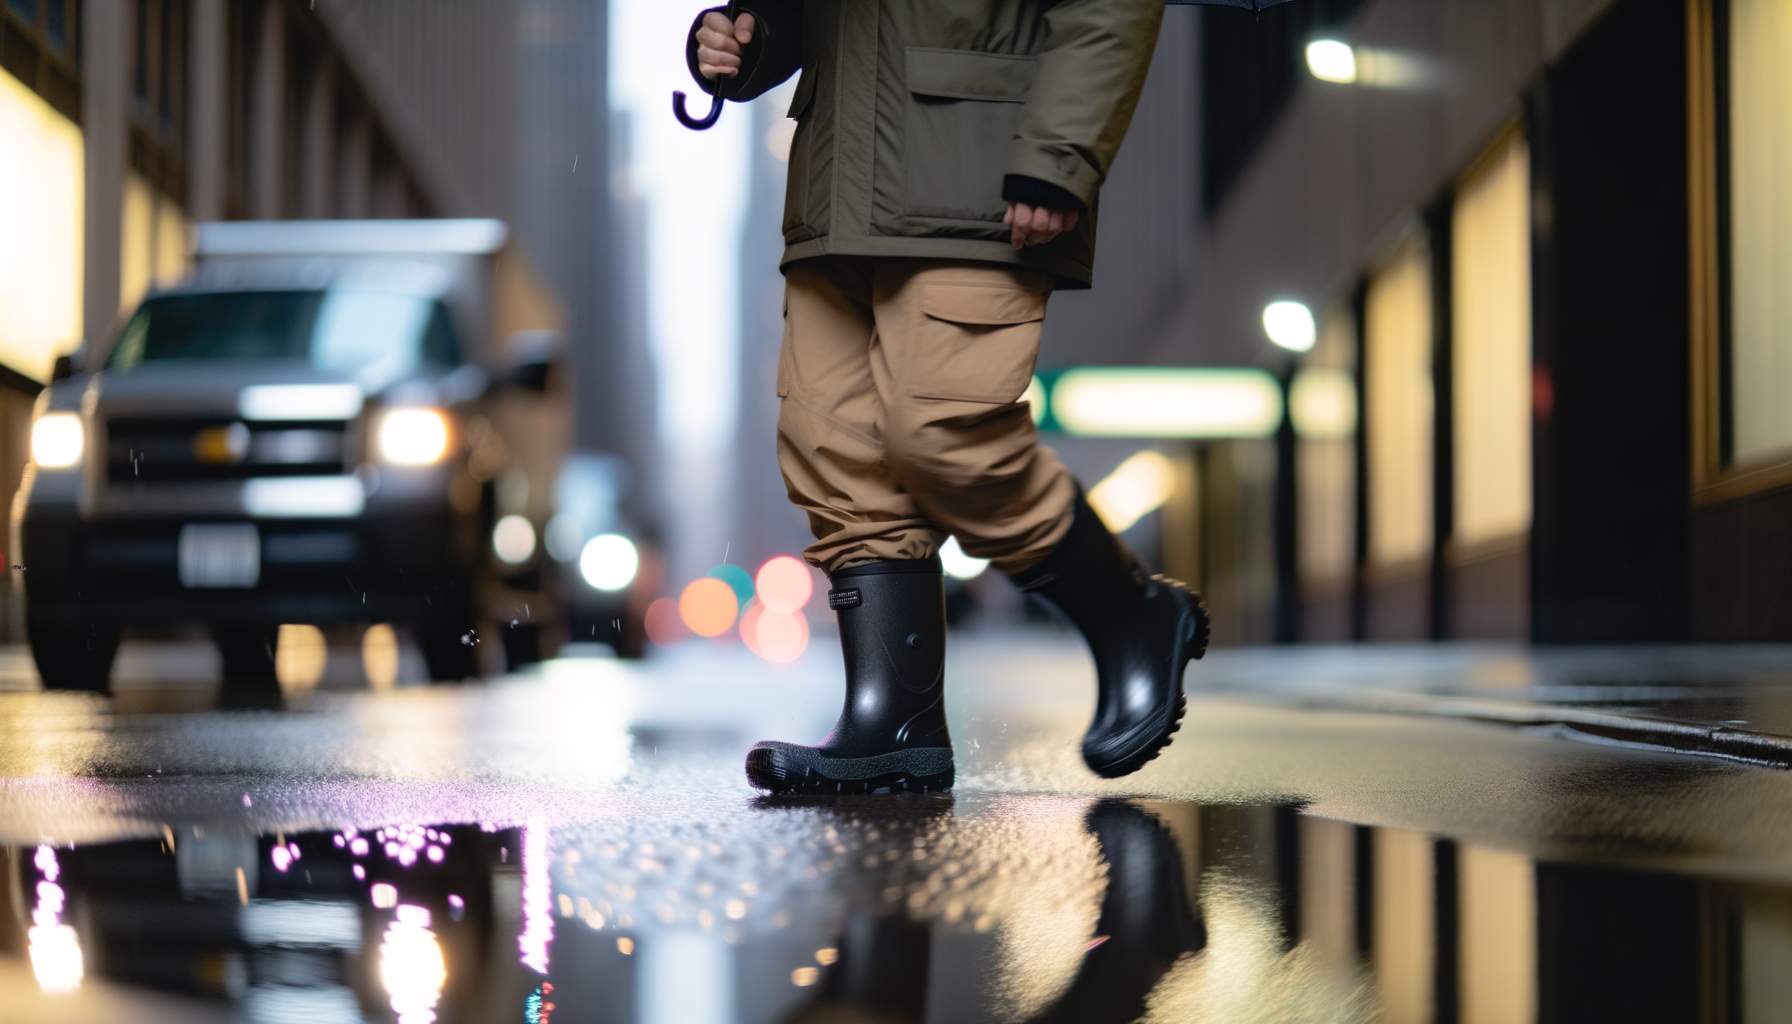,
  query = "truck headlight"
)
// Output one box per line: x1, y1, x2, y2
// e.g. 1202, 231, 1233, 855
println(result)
376, 408, 453, 466
30, 413, 84, 469
579, 534, 639, 592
